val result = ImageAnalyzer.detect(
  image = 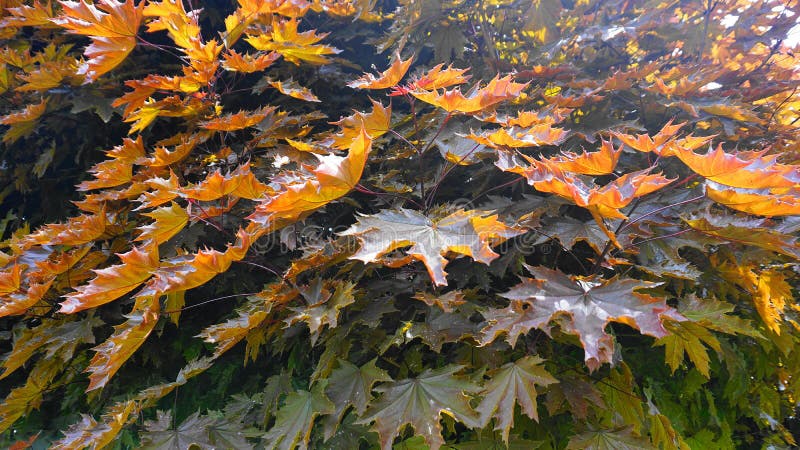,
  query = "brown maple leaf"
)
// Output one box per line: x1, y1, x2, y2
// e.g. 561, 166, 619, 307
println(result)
485, 266, 684, 371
